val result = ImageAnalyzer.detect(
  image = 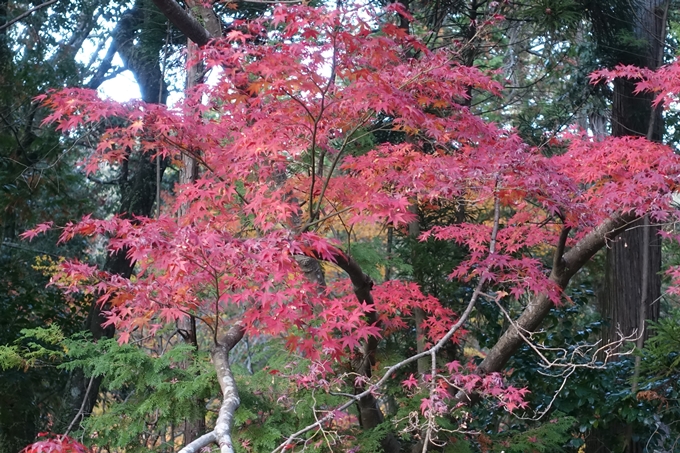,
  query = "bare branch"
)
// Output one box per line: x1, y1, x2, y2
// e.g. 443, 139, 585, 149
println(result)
421, 182, 502, 453
150, 0, 212, 46
178, 431, 217, 453
476, 213, 637, 376
0, 0, 59, 32
0, 242, 62, 259
488, 292, 637, 420
272, 270, 480, 452
64, 375, 95, 436
211, 323, 245, 453
277, 183, 506, 453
